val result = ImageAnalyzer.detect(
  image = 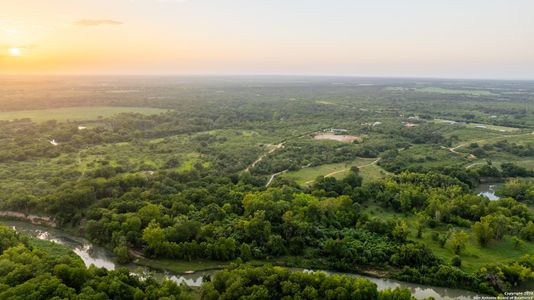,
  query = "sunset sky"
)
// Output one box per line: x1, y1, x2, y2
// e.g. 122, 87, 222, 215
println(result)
1, 0, 534, 79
